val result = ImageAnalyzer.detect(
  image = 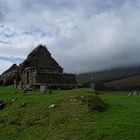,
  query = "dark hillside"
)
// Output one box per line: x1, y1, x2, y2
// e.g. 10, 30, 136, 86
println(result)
76, 65, 140, 90
105, 74, 140, 90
